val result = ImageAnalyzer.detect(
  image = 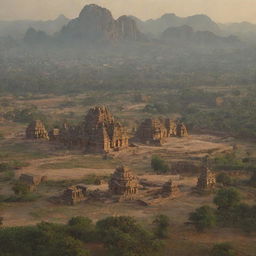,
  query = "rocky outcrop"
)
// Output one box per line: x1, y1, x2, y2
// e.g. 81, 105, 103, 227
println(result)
109, 166, 139, 197
60, 4, 144, 42
26, 120, 49, 140
136, 118, 188, 144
